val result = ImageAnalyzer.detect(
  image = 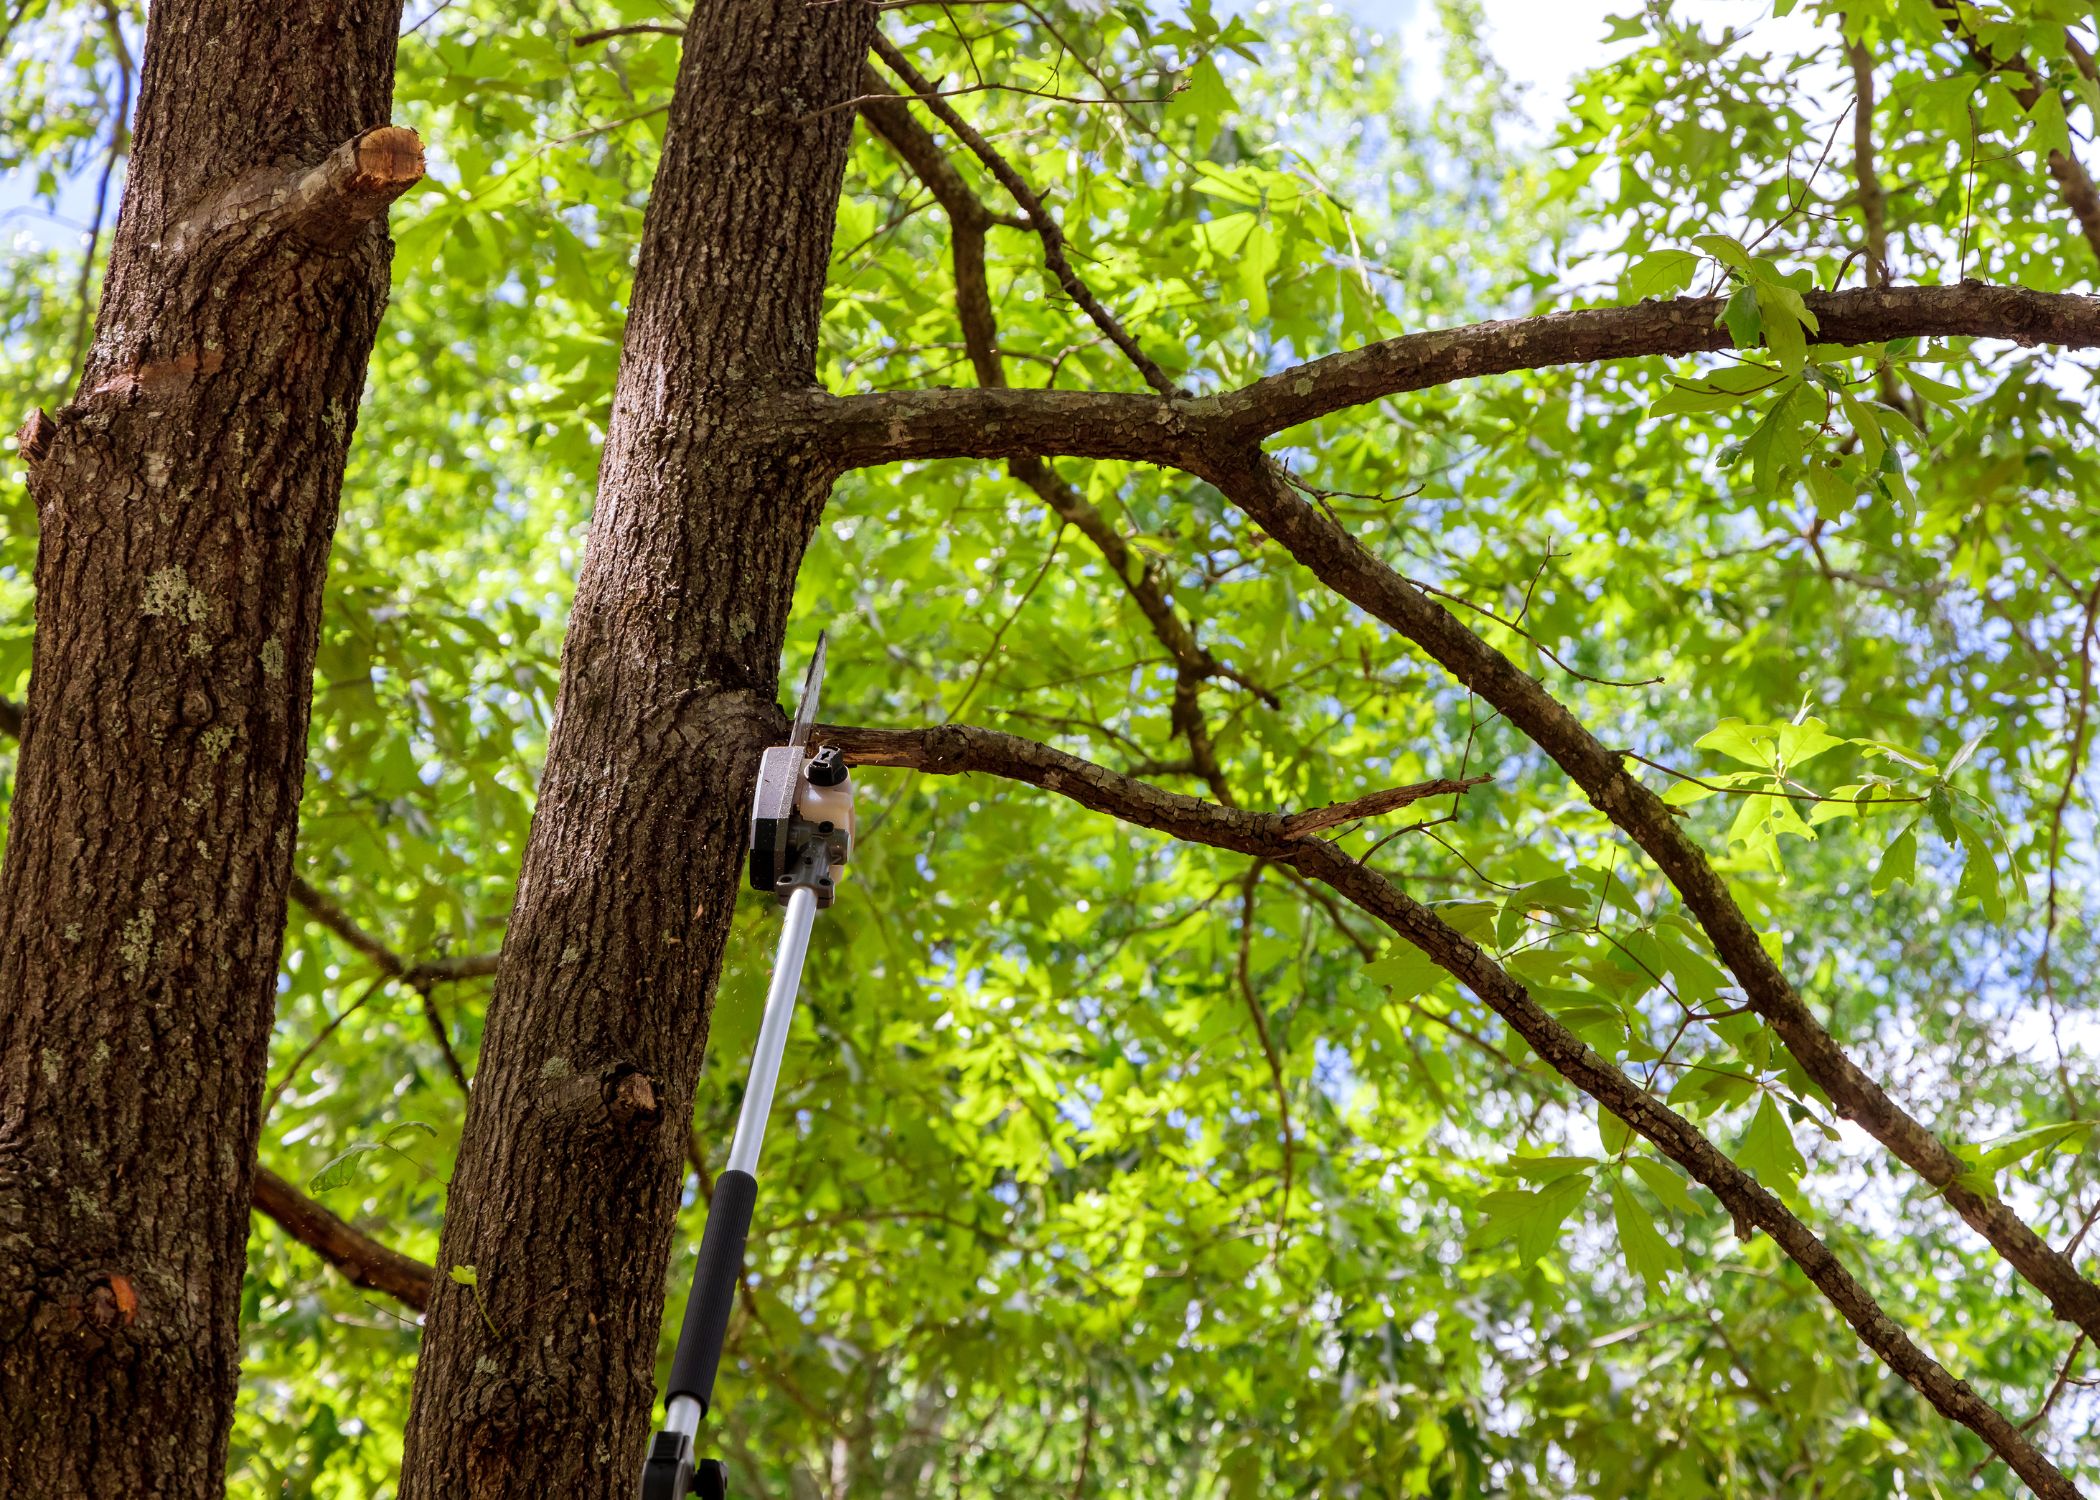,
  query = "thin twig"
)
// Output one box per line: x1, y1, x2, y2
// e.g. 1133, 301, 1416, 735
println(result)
264, 974, 387, 1119
870, 33, 1184, 397
1407, 576, 1662, 688
66, 1, 132, 384
945, 523, 1068, 723
1234, 863, 1294, 1254
571, 21, 684, 45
